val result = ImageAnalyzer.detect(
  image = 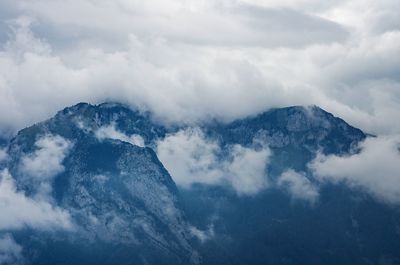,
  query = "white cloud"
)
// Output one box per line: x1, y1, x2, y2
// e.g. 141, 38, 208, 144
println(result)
20, 134, 71, 179
310, 136, 400, 204
277, 170, 319, 204
189, 225, 214, 243
156, 128, 222, 186
0, 149, 7, 162
156, 128, 270, 195
0, 0, 398, 138
95, 123, 145, 147
0, 1, 399, 208
0, 234, 23, 265
0, 169, 73, 230
1, 1, 347, 48
226, 144, 270, 195
19, 134, 72, 198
